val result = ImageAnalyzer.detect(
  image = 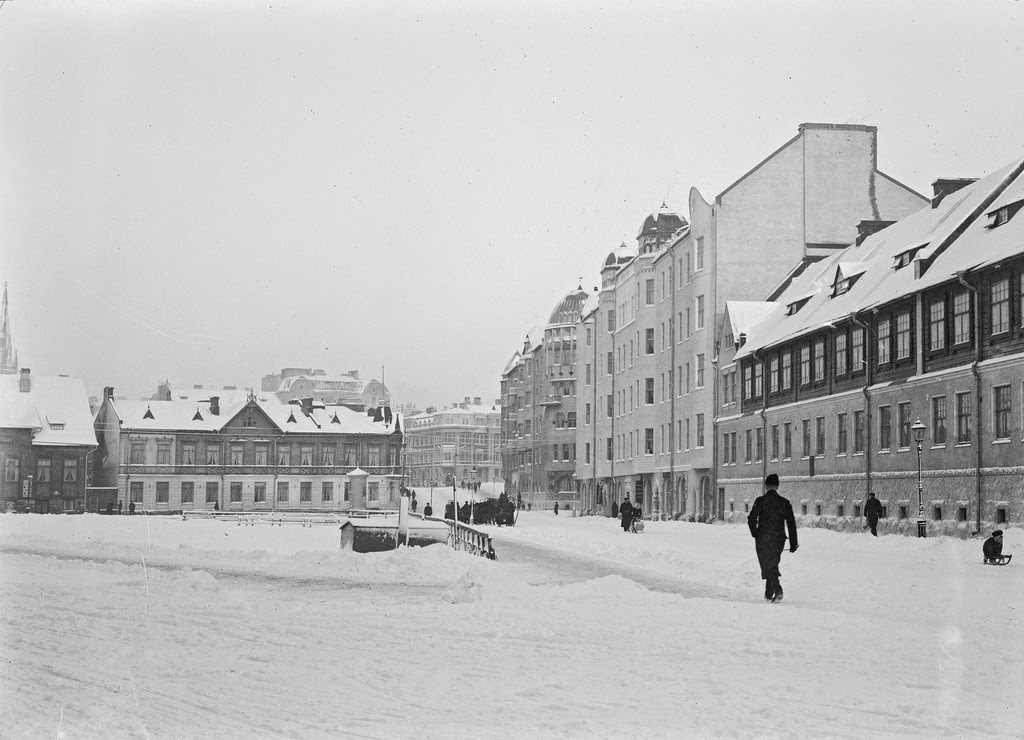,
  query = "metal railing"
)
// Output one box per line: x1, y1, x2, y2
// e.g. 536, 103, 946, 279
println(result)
446, 519, 496, 560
